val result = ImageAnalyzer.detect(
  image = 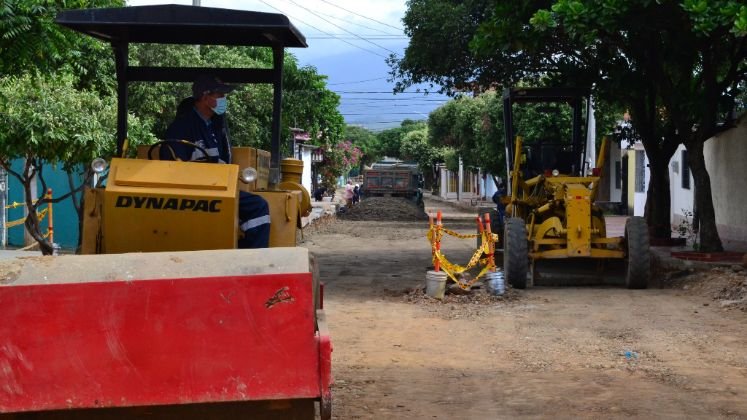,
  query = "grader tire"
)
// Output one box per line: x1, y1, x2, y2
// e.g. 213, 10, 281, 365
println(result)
625, 216, 650, 289
504, 218, 529, 289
